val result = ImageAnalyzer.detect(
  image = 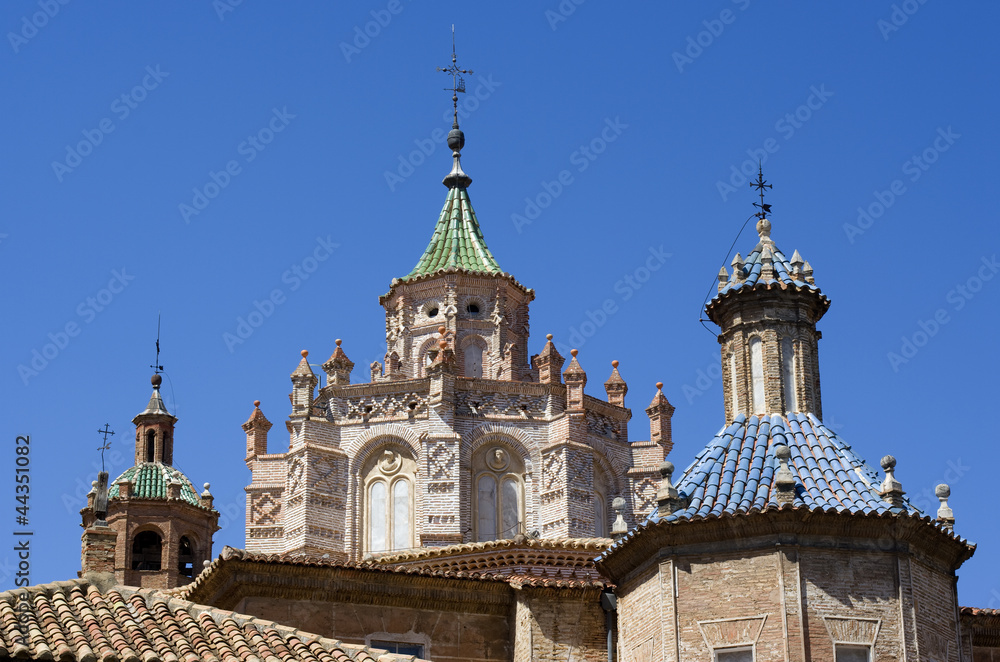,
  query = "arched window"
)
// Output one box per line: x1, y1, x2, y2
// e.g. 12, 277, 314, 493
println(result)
473, 445, 525, 541
728, 351, 740, 417
749, 337, 765, 414
131, 530, 162, 570
145, 430, 155, 462
364, 446, 415, 553
178, 535, 195, 578
782, 336, 797, 412
464, 342, 484, 378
